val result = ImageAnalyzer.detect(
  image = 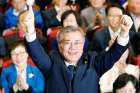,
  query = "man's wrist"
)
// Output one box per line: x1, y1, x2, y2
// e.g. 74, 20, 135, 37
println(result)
120, 31, 129, 38
26, 26, 35, 34
117, 34, 129, 46
25, 31, 36, 42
